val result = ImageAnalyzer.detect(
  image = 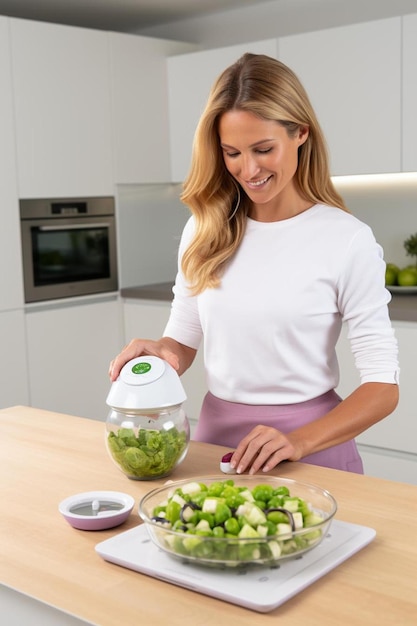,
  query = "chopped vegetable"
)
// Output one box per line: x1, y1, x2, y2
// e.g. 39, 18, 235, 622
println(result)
107, 426, 187, 479
220, 451, 237, 475
149, 479, 327, 564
